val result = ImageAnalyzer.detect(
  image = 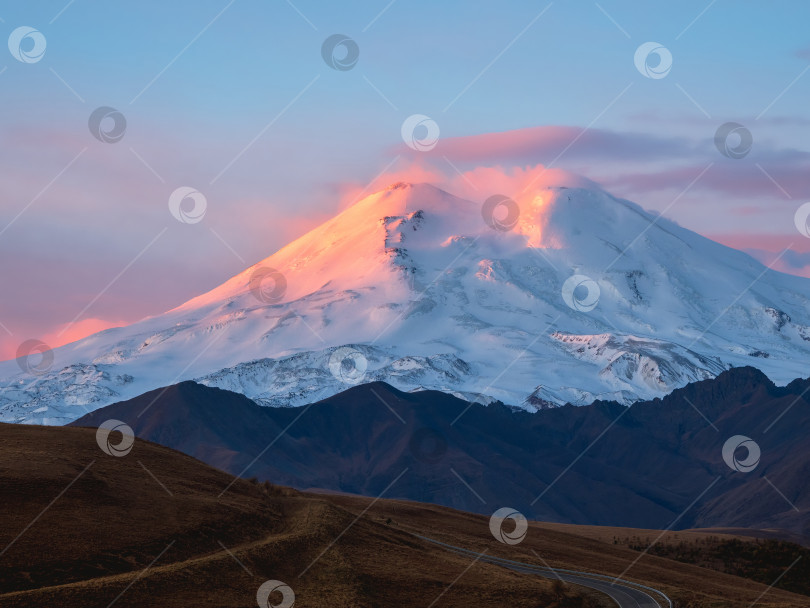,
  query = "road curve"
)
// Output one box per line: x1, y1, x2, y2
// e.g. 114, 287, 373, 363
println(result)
417, 535, 670, 608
